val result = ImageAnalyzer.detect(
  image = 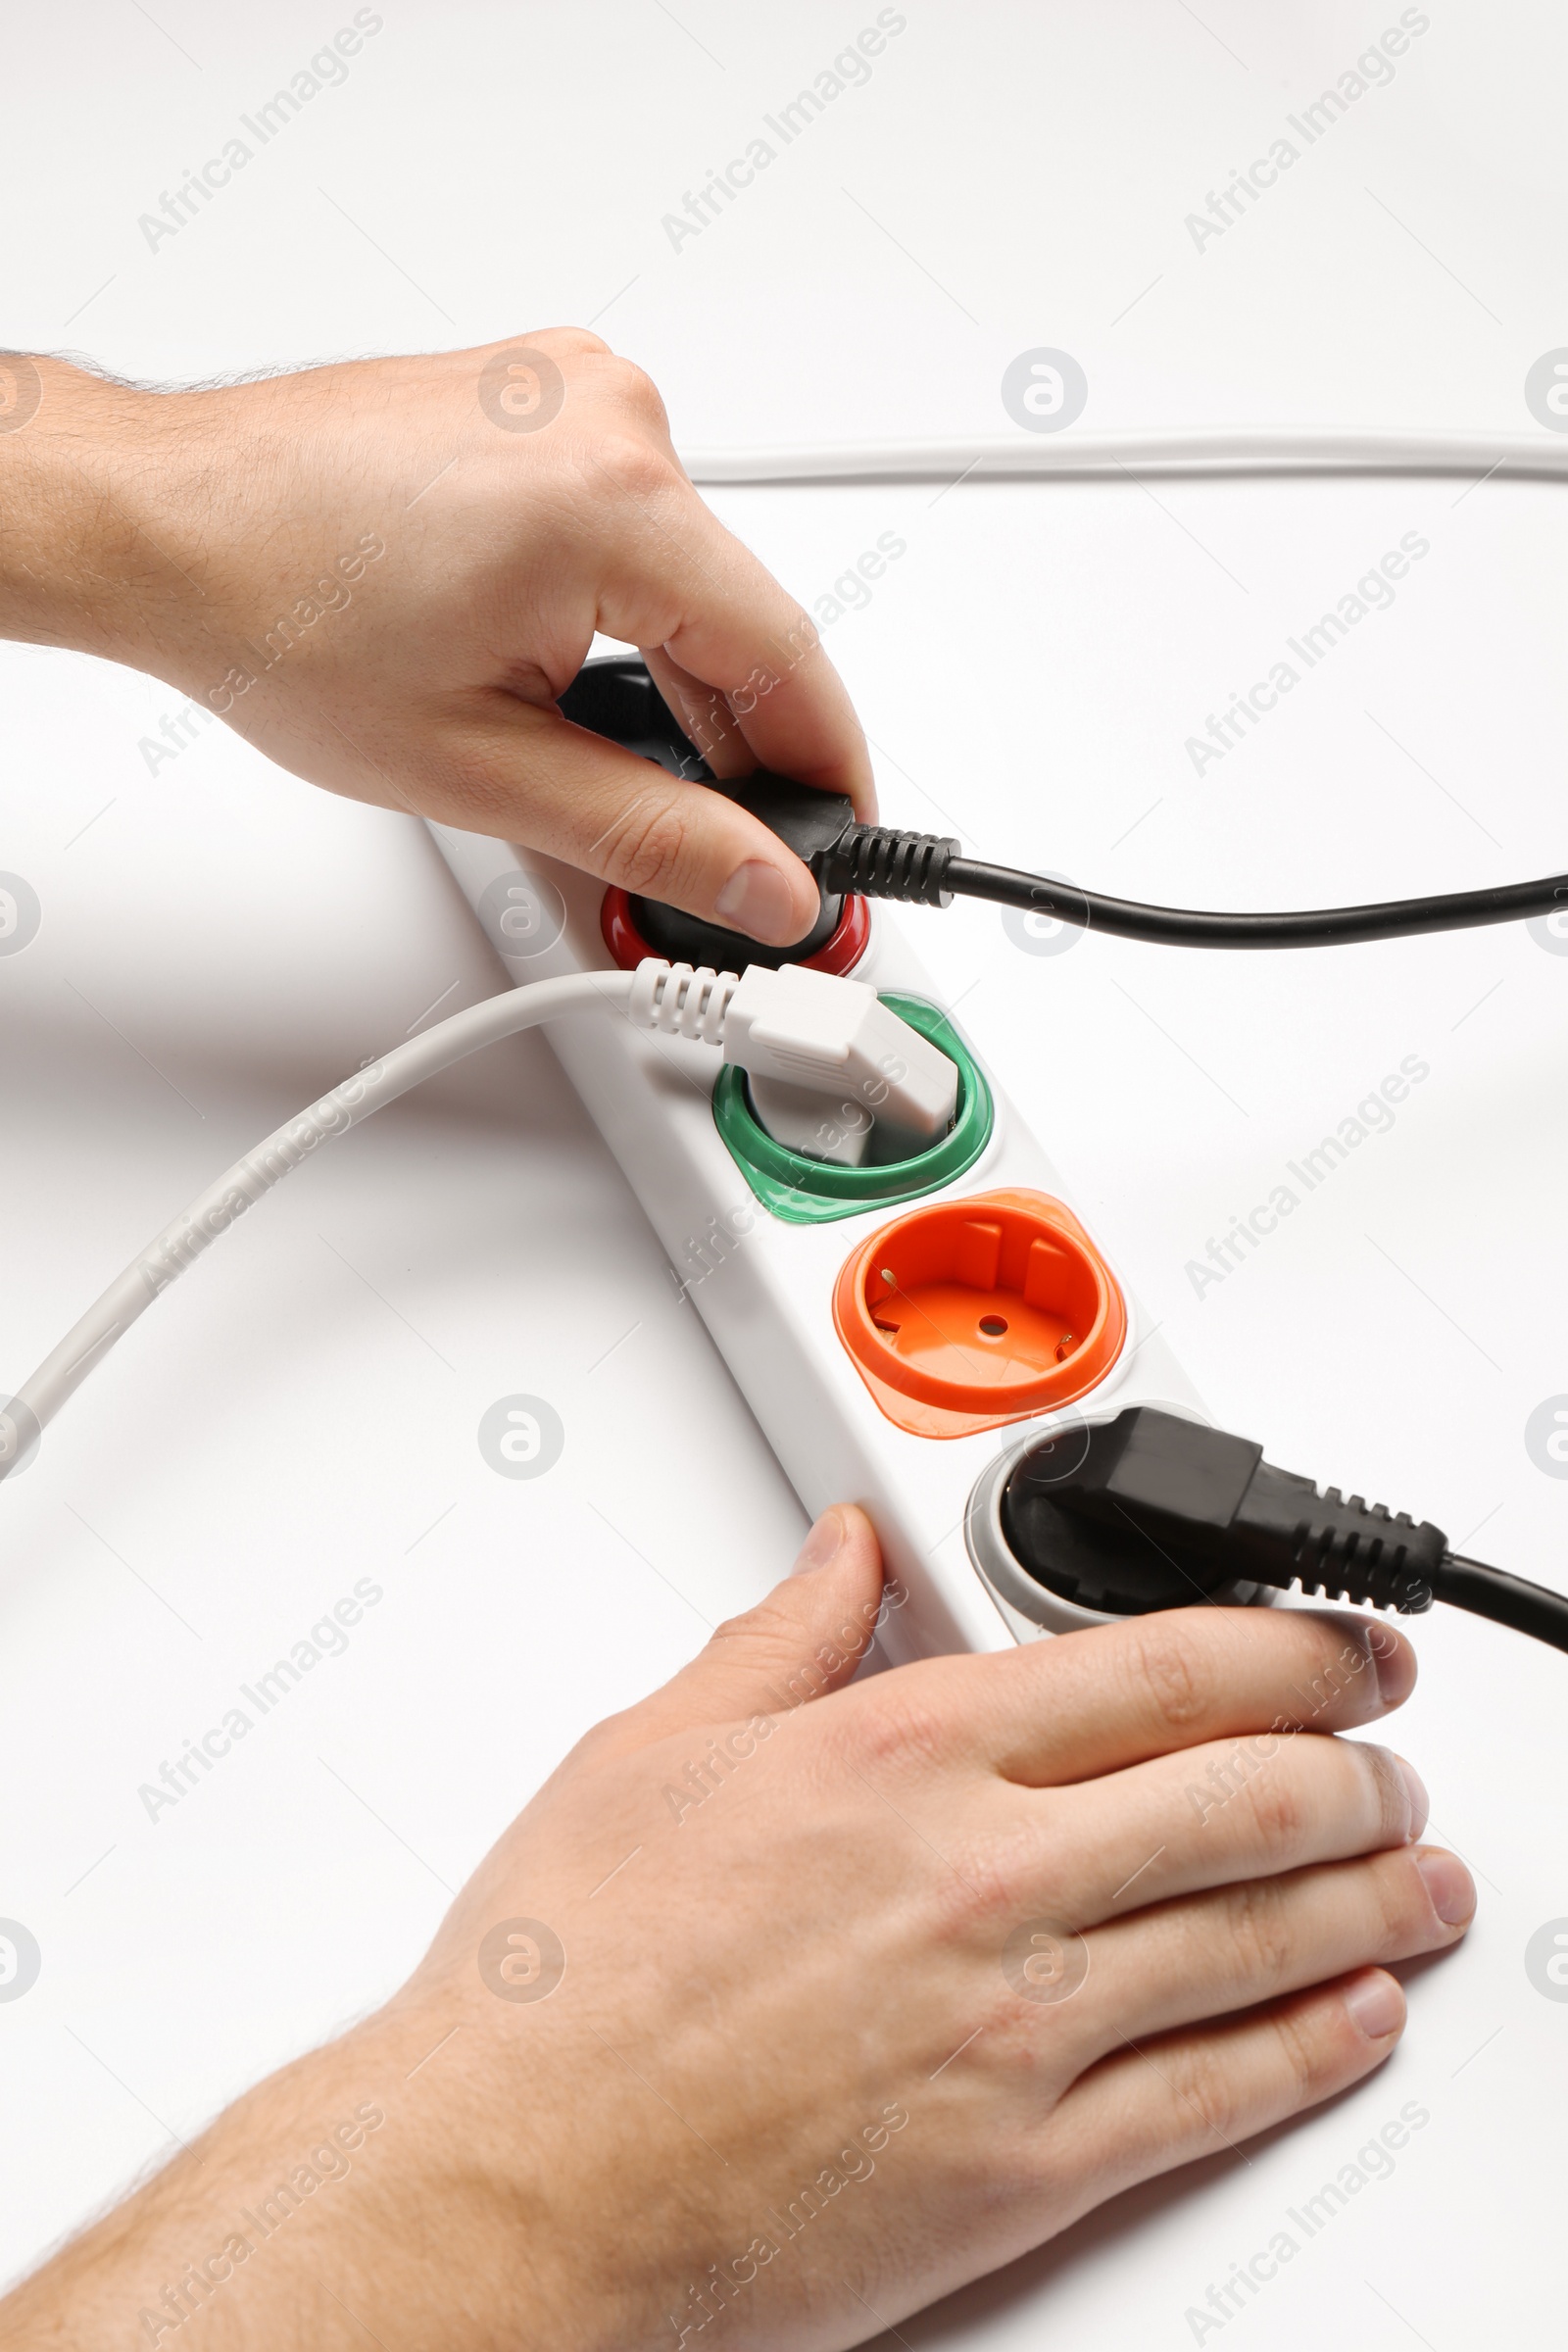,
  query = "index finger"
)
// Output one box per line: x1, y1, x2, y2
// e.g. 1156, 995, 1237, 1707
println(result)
959, 1605, 1417, 1788
592, 458, 876, 814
